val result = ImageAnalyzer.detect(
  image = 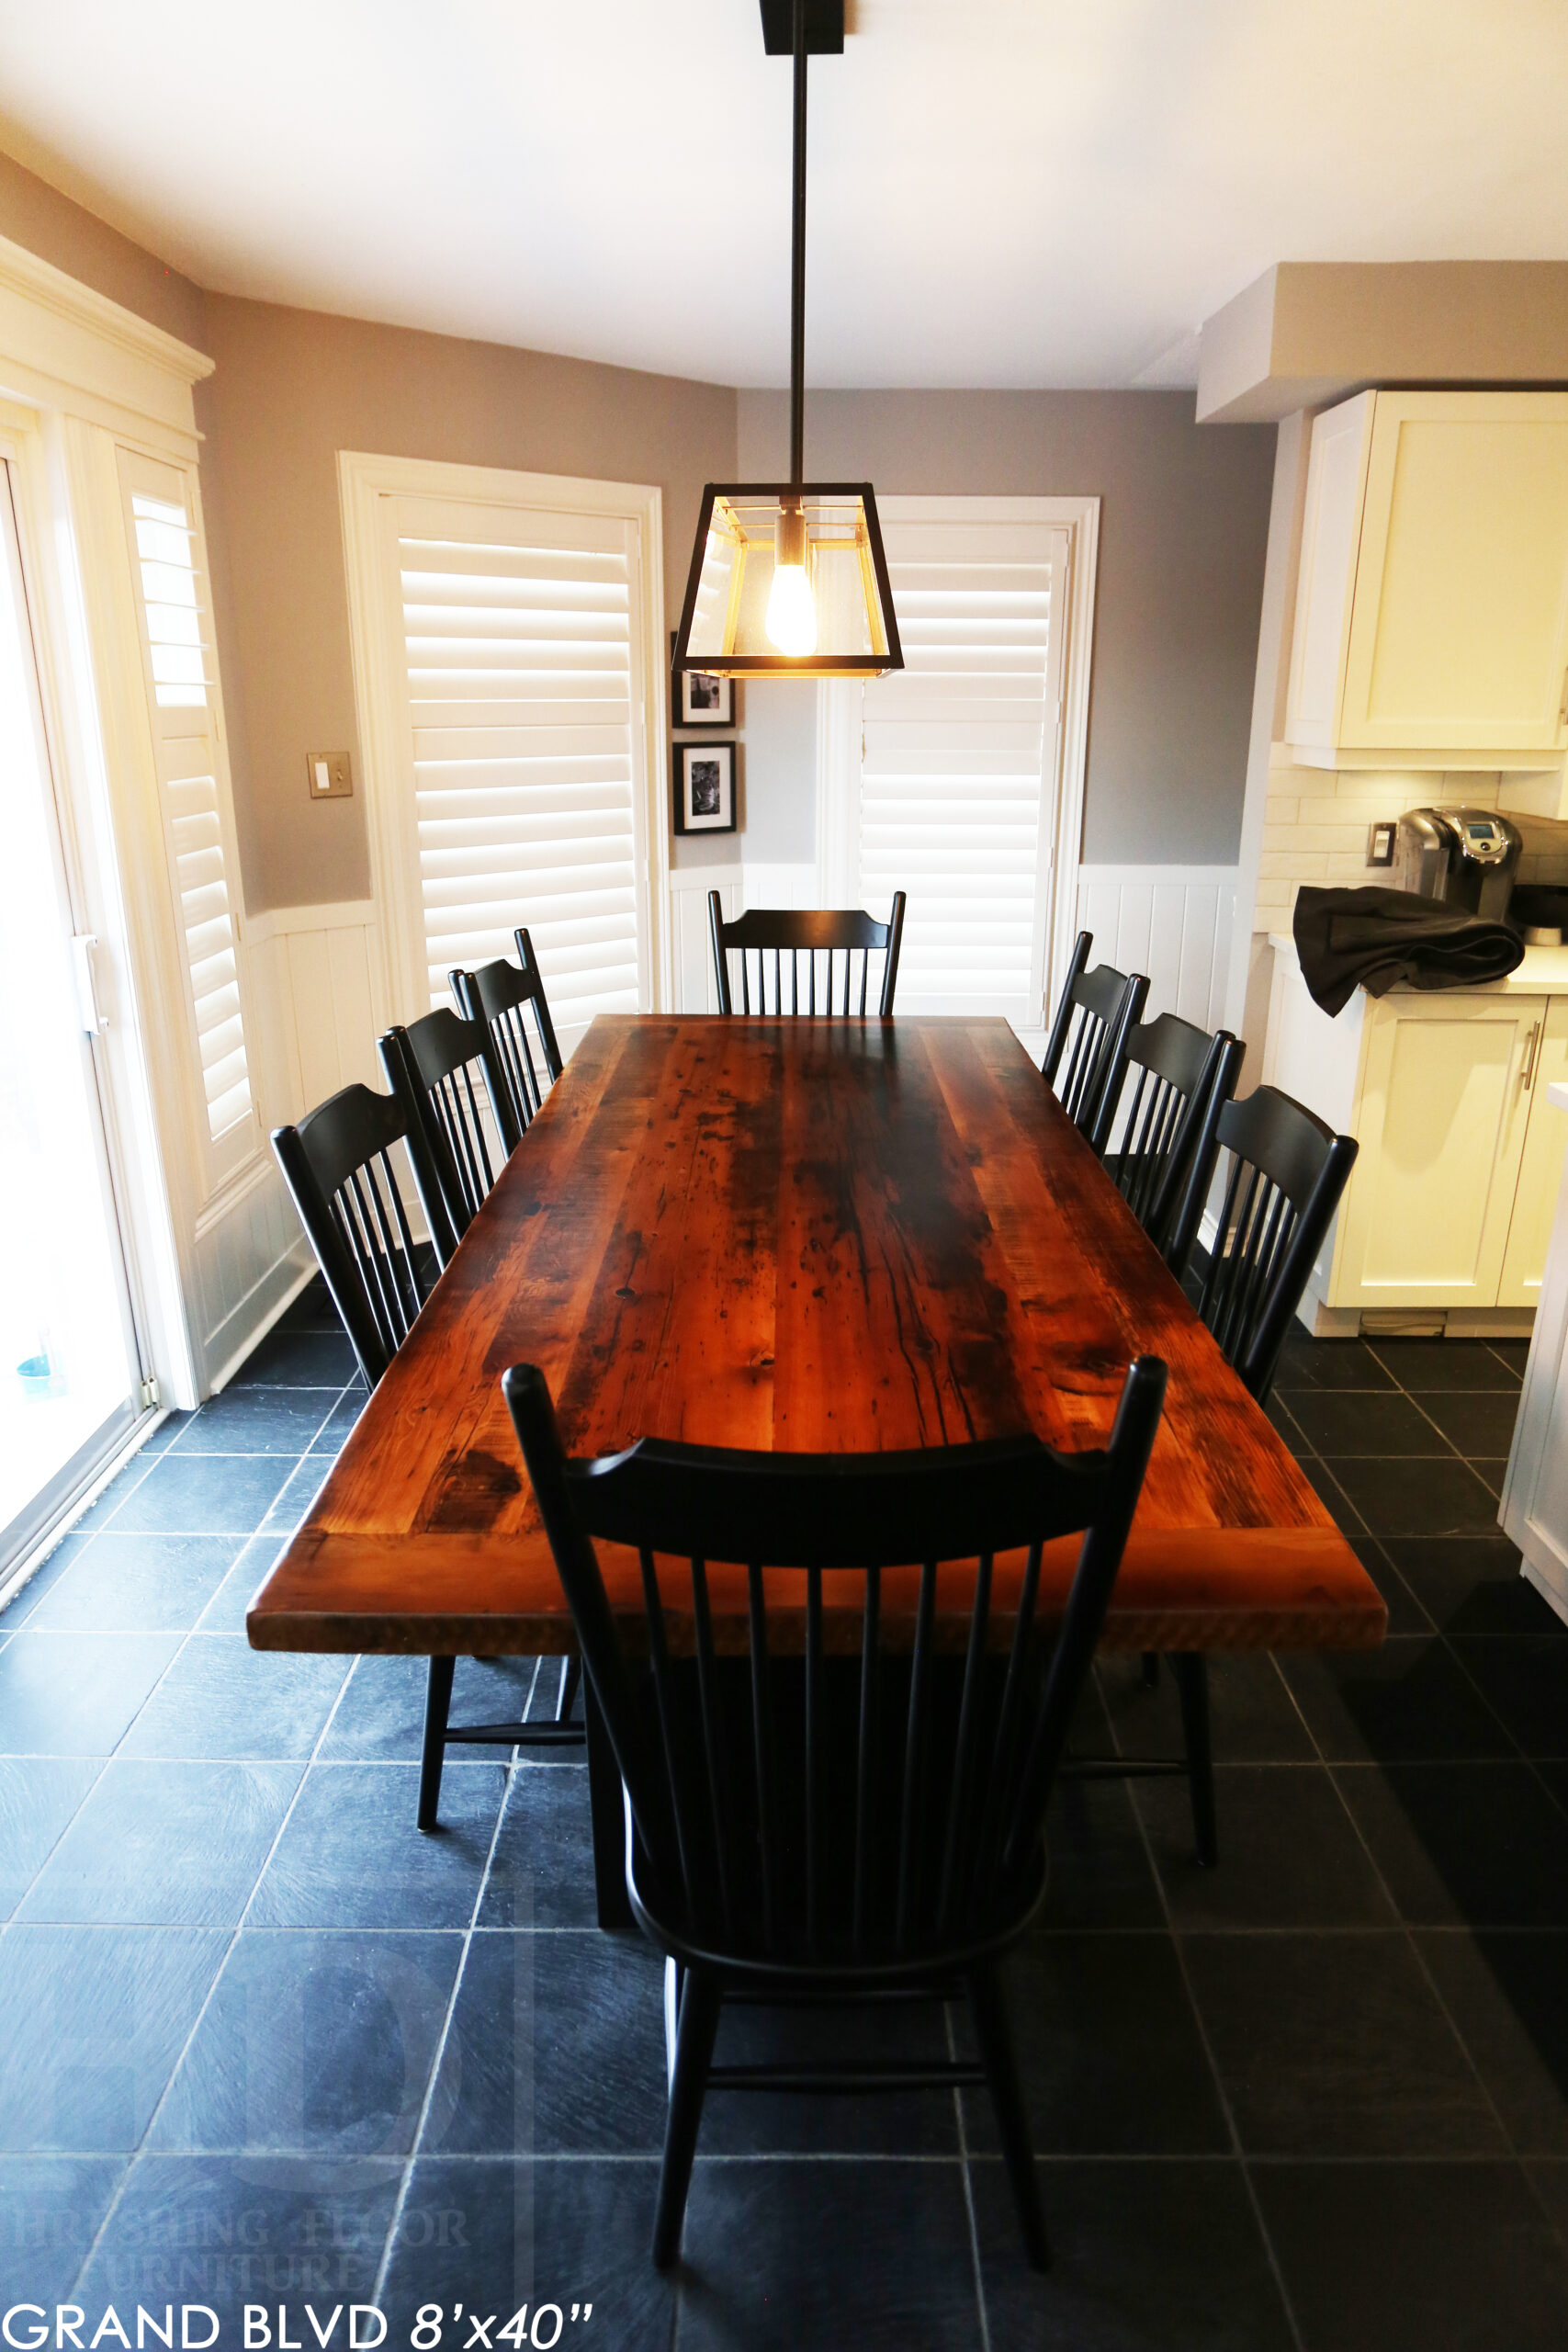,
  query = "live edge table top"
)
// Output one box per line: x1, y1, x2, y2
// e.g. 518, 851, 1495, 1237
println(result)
248, 1016, 1384, 1660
